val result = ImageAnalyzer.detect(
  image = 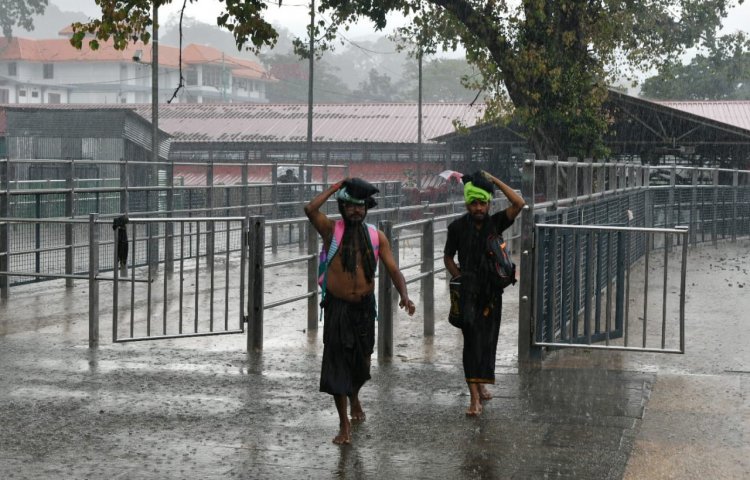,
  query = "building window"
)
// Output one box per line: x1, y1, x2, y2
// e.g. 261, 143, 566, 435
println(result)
31, 90, 39, 98
19, 89, 26, 97
8, 62, 17, 76
43, 63, 54, 79
186, 67, 198, 86
0, 89, 9, 103
48, 93, 61, 104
